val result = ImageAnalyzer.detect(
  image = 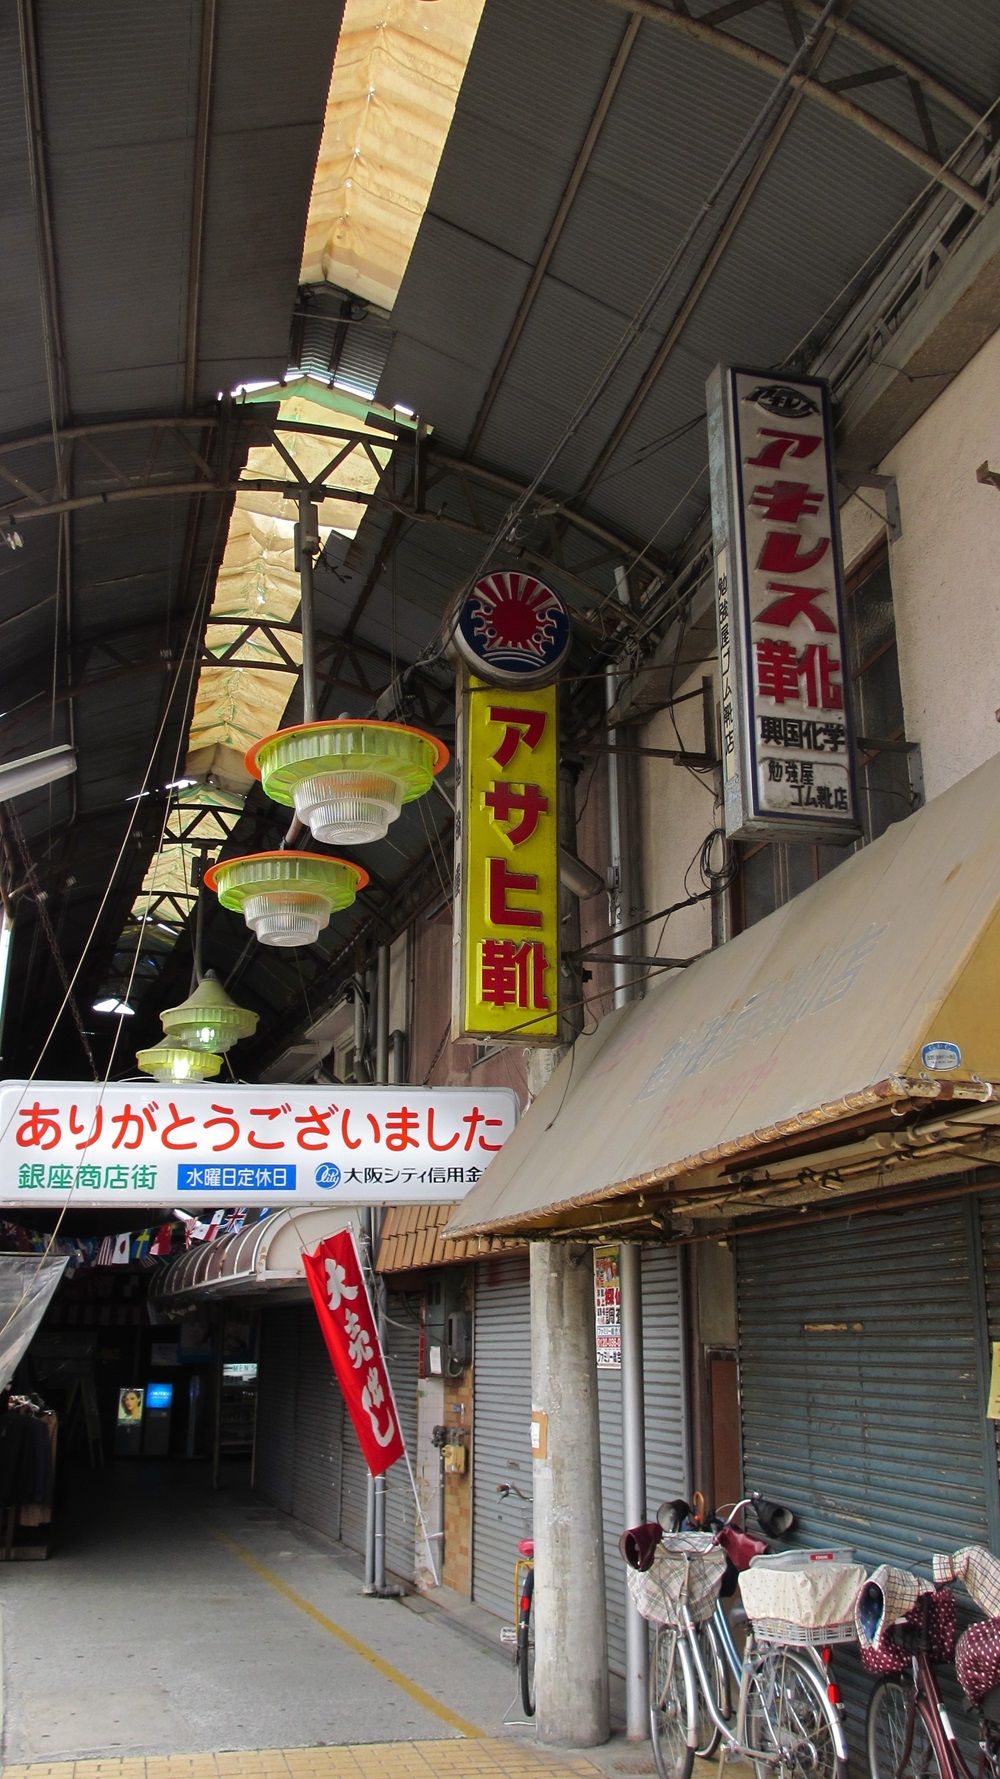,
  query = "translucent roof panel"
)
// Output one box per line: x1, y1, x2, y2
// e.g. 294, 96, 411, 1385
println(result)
301, 0, 487, 311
